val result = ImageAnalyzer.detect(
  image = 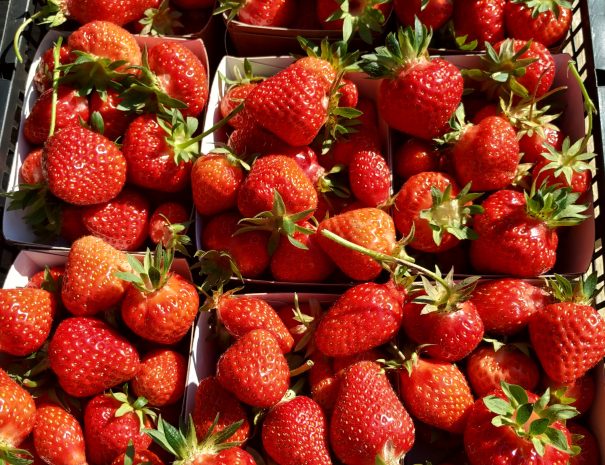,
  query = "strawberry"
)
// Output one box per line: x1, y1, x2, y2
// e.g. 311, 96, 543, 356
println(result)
82, 188, 150, 251
192, 377, 250, 443
504, 0, 572, 47
394, 138, 441, 180
316, 207, 396, 281
315, 282, 403, 357
393, 172, 482, 253
84, 392, 154, 465
470, 279, 551, 335
470, 186, 589, 276
262, 396, 332, 465
24, 85, 89, 145
44, 126, 127, 206
338, 78, 359, 107
61, 235, 130, 316
89, 89, 135, 141
0, 288, 56, 356
111, 448, 164, 465
0, 368, 36, 459
131, 349, 187, 407
331, 361, 415, 464
148, 202, 189, 247
361, 22, 463, 140
34, 44, 72, 93
519, 125, 563, 164
219, 59, 264, 129
399, 355, 474, 433
26, 266, 64, 291
309, 354, 339, 411
280, 146, 325, 185
216, 329, 290, 408
464, 383, 577, 465
20, 148, 44, 184
216, 0, 296, 26
452, 0, 505, 49
119, 245, 199, 345
568, 423, 601, 465
60, 204, 89, 243
394, 0, 453, 30
228, 123, 288, 156
316, 0, 392, 41
542, 374, 595, 417
348, 150, 391, 207
33, 403, 86, 465
64, 0, 160, 25
466, 345, 540, 398
49, 317, 140, 397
